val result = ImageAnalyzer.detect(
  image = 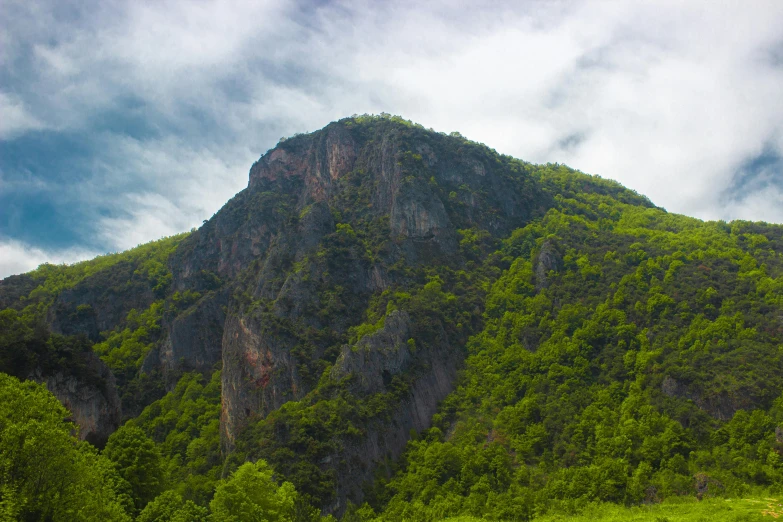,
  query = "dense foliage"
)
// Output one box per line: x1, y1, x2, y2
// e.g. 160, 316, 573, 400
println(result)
127, 370, 223, 505
0, 308, 102, 388
0, 374, 131, 521
232, 266, 494, 496
441, 495, 779, 521
4, 233, 186, 319
0, 373, 309, 521
369, 177, 783, 520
